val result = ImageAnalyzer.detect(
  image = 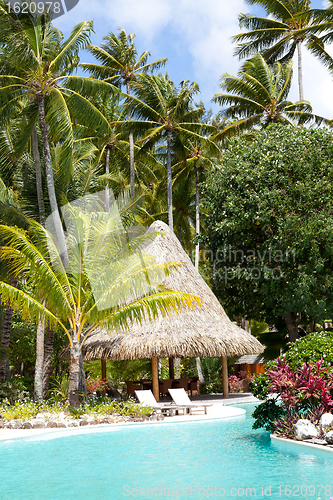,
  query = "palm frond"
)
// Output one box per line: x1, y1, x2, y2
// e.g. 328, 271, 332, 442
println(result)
50, 20, 93, 74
